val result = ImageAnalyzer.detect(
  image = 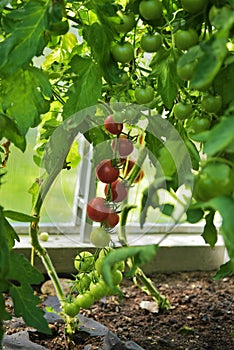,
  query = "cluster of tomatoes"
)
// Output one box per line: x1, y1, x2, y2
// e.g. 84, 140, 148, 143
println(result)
87, 114, 144, 248
62, 249, 124, 317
